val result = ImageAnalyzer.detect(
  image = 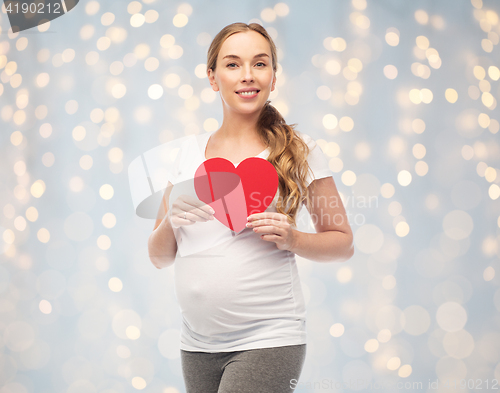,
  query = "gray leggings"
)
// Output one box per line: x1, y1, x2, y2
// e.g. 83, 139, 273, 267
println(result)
181, 344, 306, 393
